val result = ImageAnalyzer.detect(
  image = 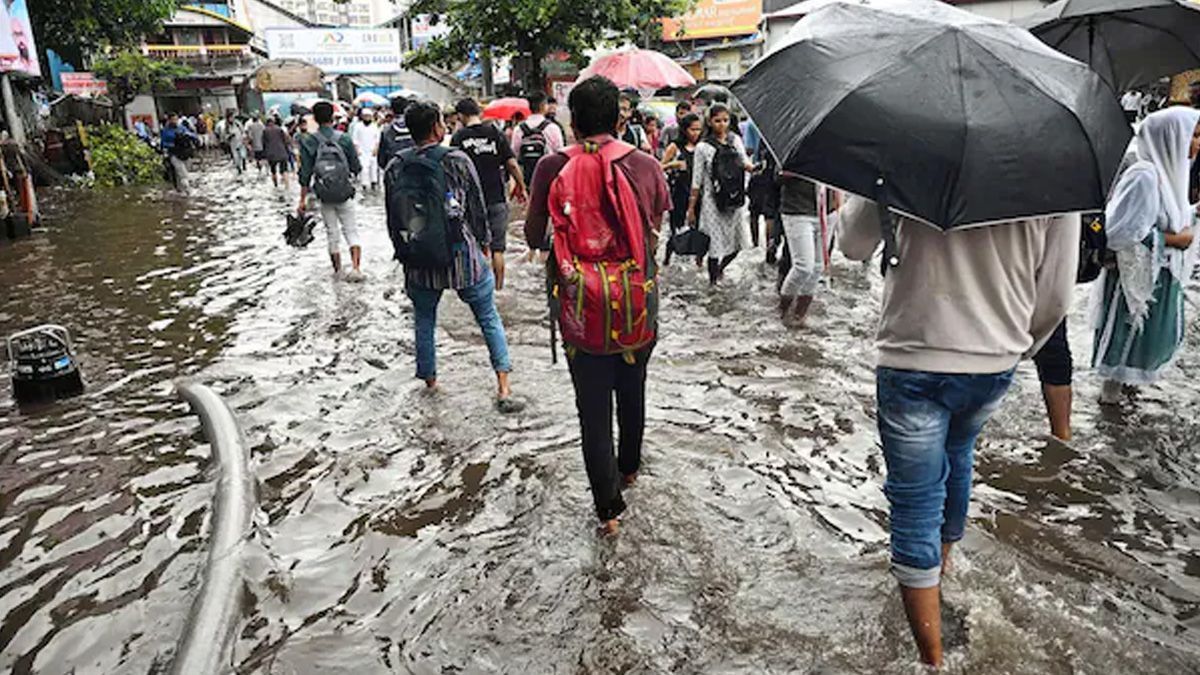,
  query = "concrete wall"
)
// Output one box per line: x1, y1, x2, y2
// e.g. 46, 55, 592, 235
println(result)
125, 94, 159, 129
367, 69, 461, 105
